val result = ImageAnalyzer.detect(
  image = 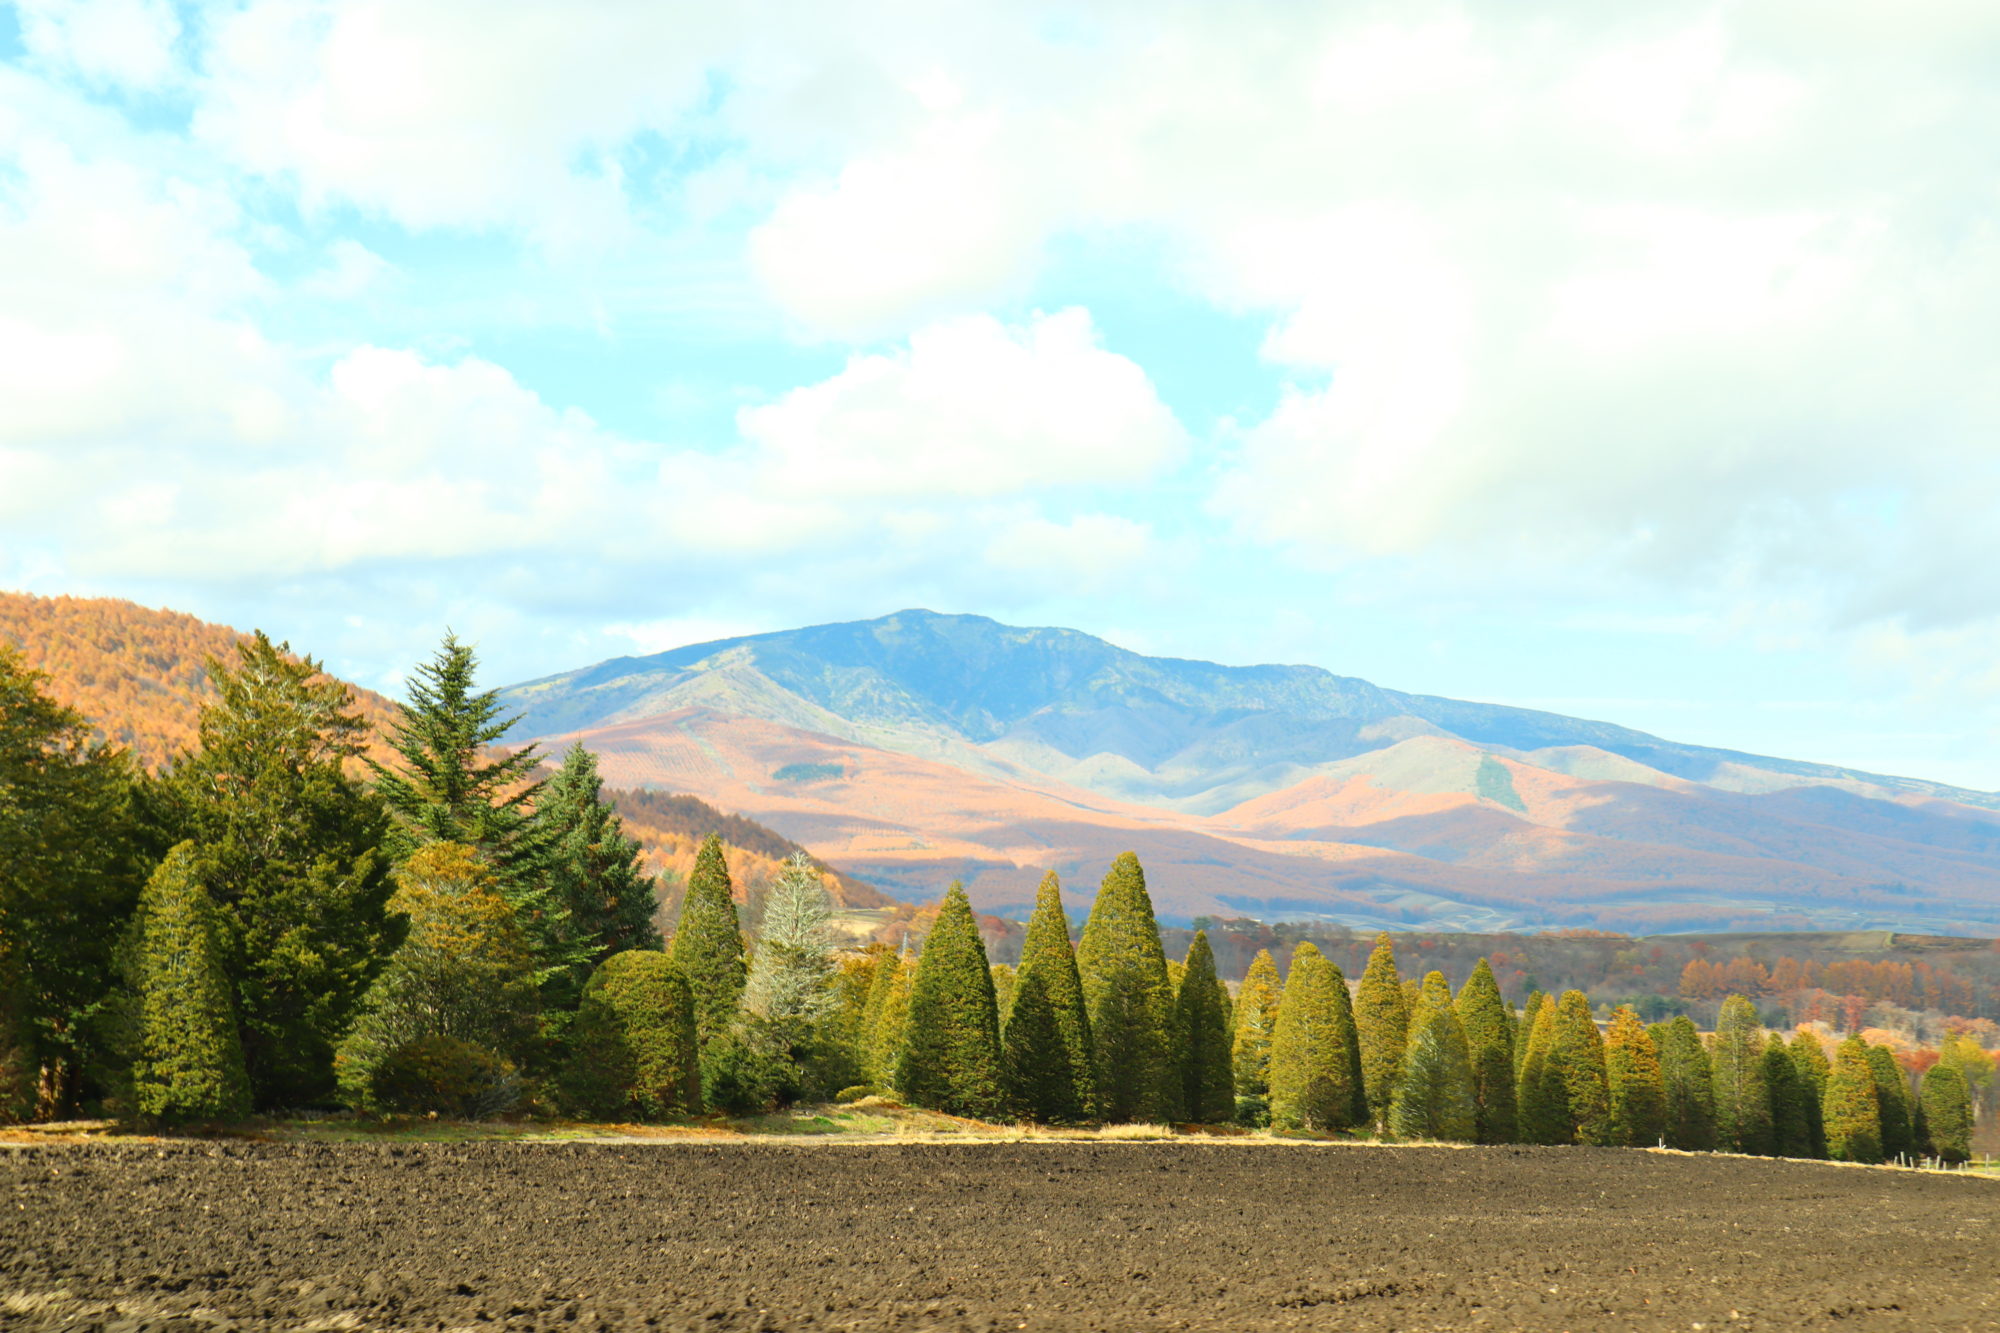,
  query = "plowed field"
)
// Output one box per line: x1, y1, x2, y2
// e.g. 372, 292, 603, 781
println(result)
4, 1142, 1996, 1331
